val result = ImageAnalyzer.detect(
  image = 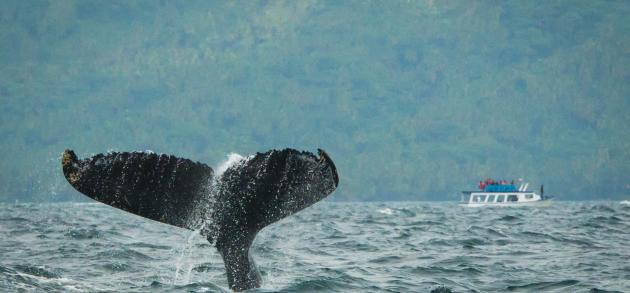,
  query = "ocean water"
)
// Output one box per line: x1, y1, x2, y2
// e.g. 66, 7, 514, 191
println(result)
1, 201, 629, 292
